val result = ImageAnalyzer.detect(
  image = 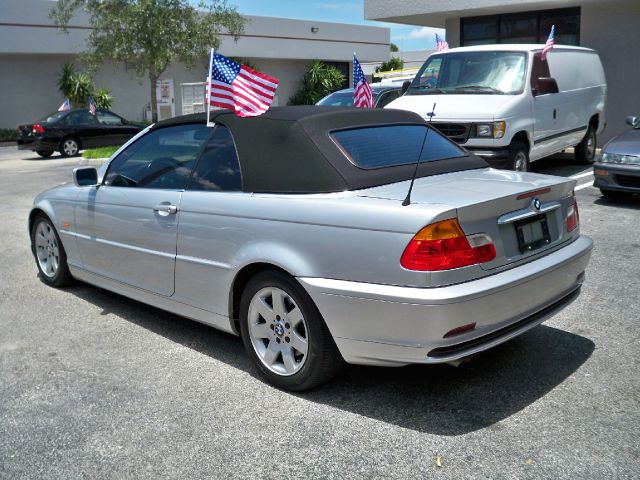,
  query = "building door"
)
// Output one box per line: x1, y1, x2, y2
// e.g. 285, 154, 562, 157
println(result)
181, 82, 206, 115
156, 78, 175, 120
